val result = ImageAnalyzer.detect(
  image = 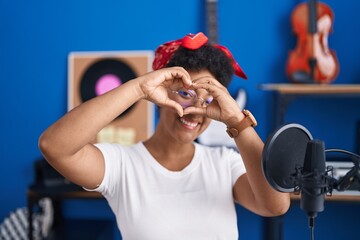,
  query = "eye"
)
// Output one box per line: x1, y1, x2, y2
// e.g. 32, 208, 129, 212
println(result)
177, 89, 195, 99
